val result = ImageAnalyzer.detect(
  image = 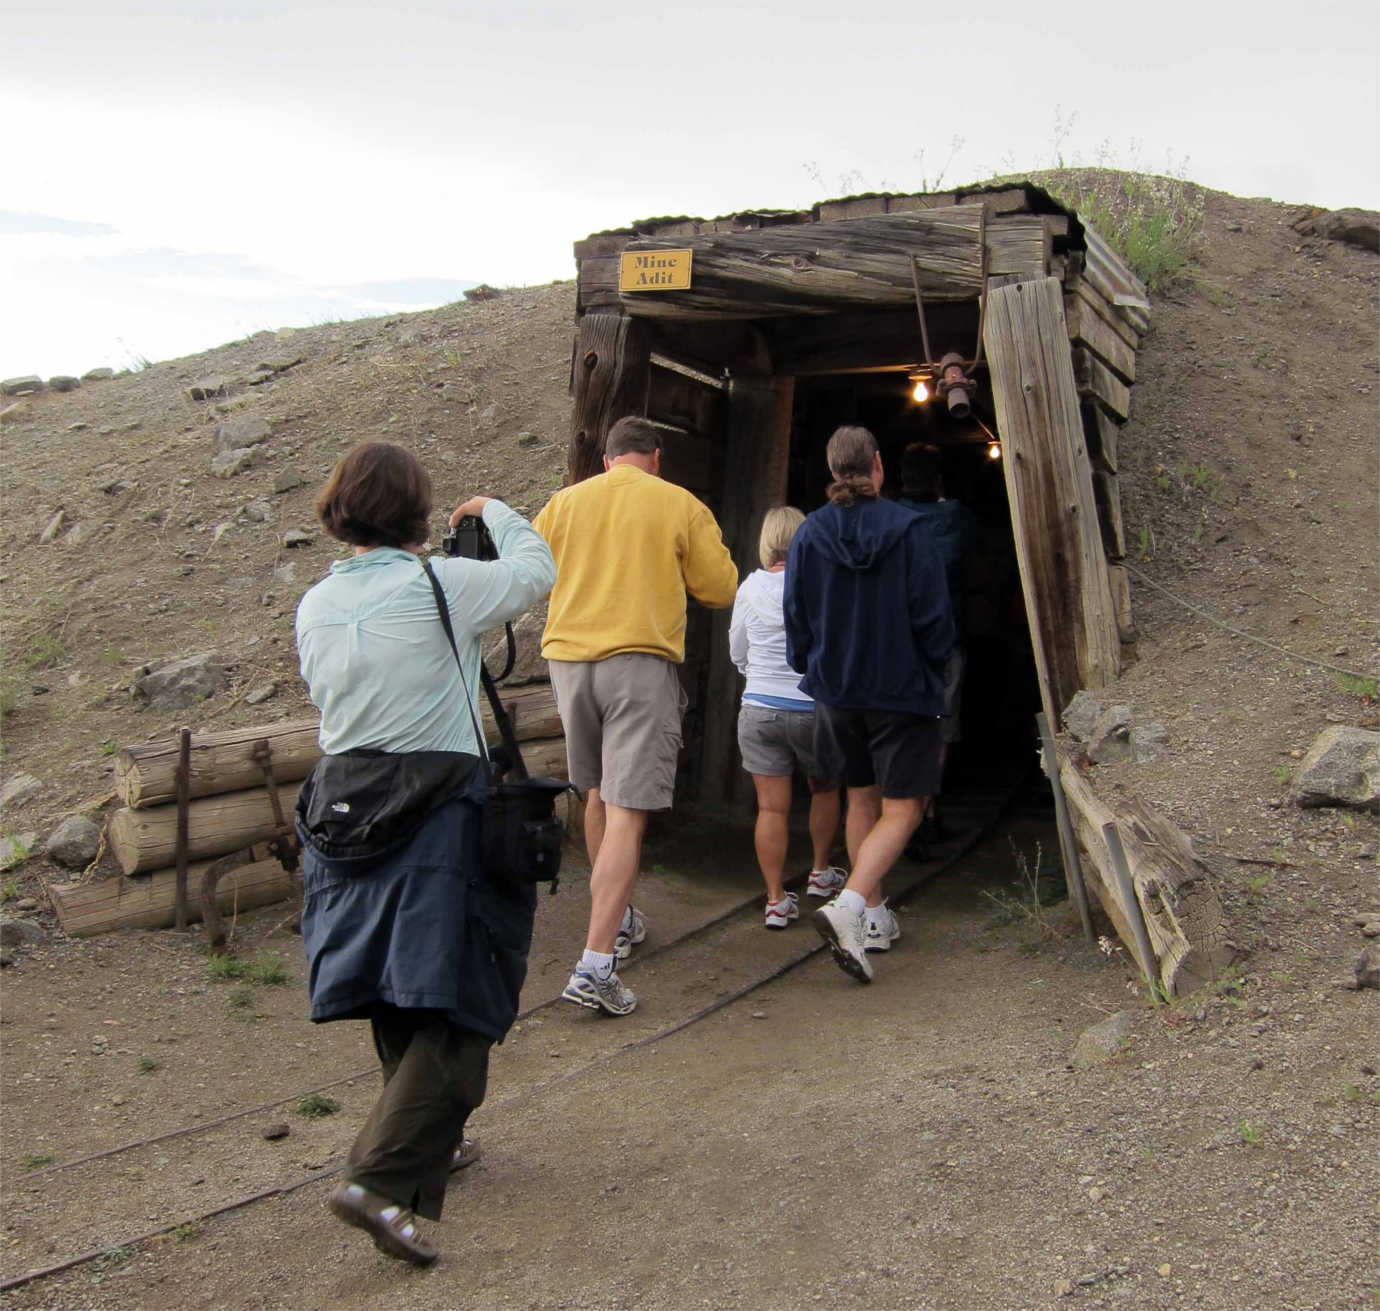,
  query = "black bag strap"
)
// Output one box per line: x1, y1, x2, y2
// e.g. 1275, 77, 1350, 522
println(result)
422, 558, 530, 781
